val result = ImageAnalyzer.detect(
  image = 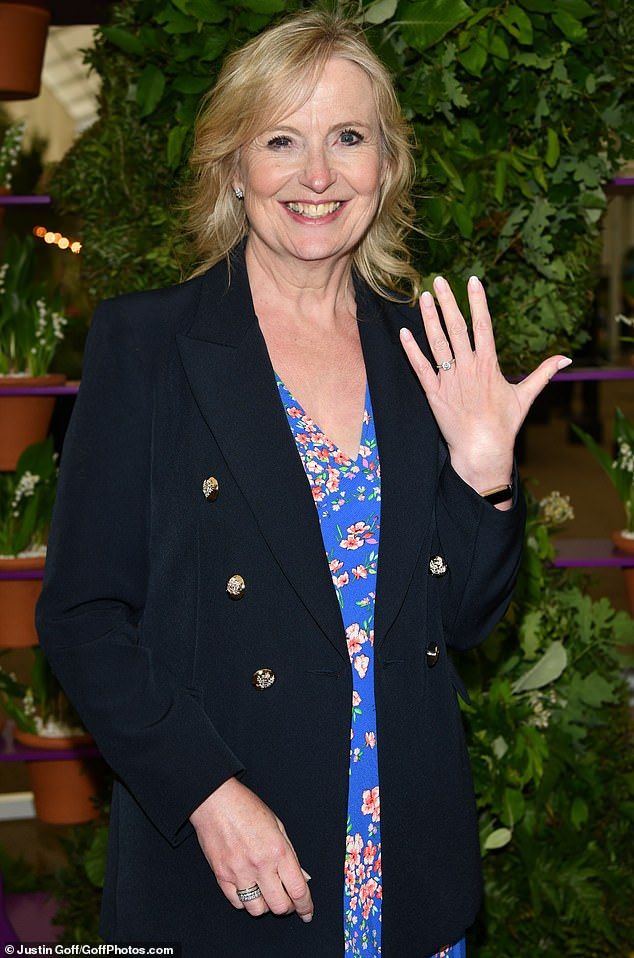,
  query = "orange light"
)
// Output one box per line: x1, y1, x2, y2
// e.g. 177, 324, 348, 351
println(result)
70, 242, 82, 254
44, 232, 55, 244
58, 237, 69, 250
33, 226, 46, 238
